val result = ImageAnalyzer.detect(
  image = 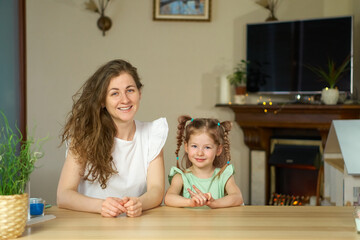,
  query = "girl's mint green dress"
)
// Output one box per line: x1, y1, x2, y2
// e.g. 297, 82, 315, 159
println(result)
168, 164, 234, 200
